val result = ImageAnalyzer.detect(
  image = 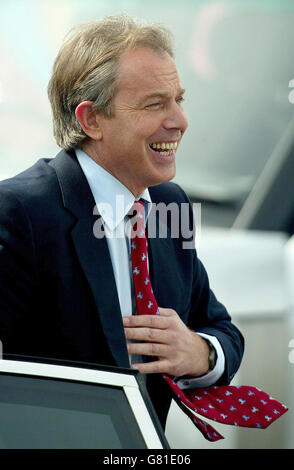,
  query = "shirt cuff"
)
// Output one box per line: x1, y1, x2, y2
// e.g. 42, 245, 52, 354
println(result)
175, 332, 225, 390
